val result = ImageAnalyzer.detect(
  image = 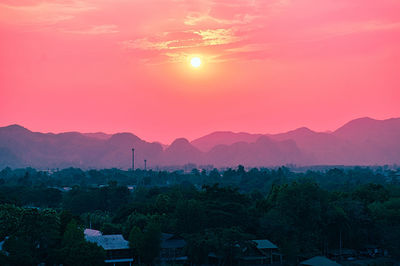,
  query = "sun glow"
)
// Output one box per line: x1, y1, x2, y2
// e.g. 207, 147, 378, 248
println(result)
190, 57, 201, 68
